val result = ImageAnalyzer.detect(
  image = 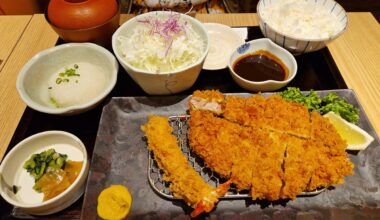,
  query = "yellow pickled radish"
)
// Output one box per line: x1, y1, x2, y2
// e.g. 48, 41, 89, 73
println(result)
324, 111, 374, 150
97, 185, 132, 220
